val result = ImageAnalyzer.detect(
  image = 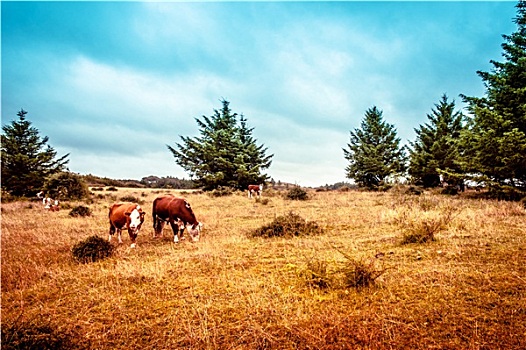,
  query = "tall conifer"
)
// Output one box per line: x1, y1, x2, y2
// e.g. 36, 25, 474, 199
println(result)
409, 95, 465, 188
343, 106, 406, 188
460, 0, 526, 190
1, 109, 69, 197
168, 100, 273, 190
